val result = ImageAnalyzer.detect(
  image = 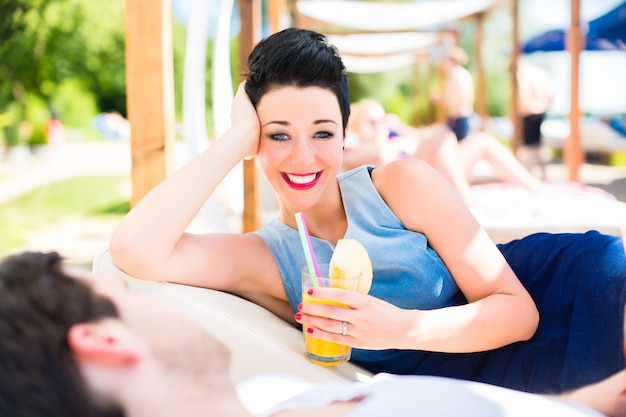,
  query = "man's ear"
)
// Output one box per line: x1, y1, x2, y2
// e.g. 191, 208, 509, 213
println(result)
67, 321, 140, 366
